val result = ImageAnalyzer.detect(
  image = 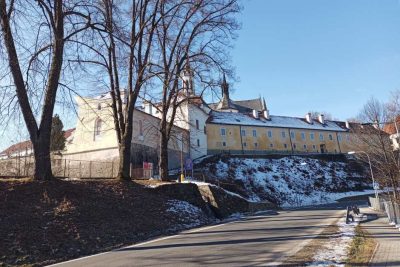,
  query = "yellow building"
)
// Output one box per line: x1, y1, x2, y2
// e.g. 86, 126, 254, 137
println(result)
64, 93, 189, 169
205, 76, 356, 155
